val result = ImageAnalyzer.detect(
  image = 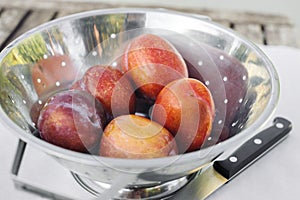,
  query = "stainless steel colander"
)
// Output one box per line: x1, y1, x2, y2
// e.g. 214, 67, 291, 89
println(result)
0, 8, 279, 198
